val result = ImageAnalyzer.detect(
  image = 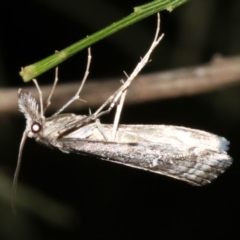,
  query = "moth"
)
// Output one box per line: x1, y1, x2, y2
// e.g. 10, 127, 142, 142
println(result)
13, 14, 232, 209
